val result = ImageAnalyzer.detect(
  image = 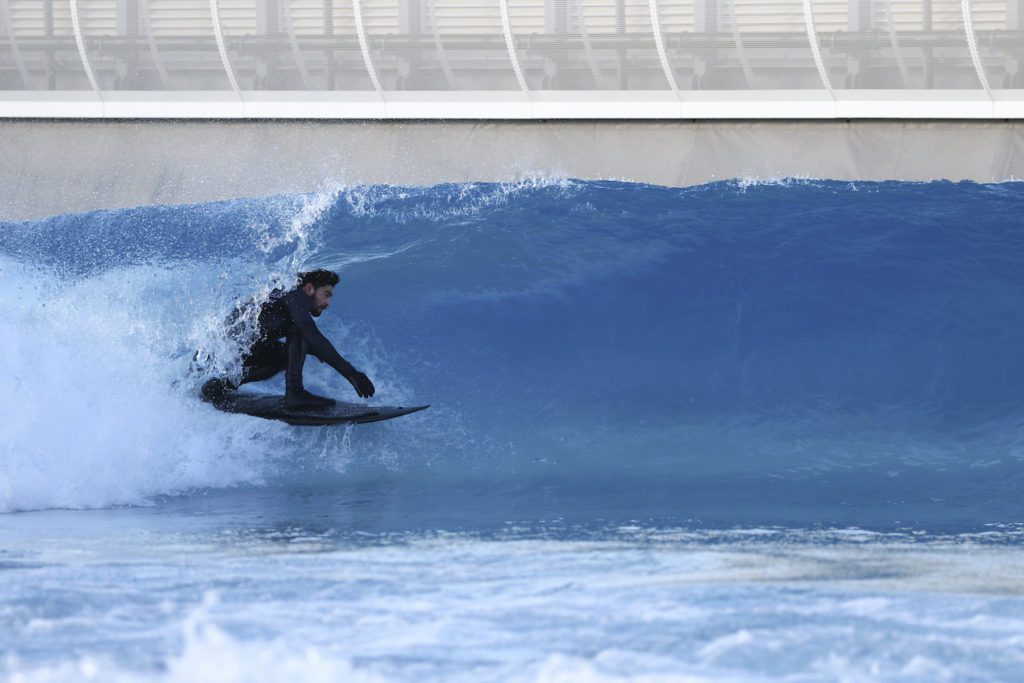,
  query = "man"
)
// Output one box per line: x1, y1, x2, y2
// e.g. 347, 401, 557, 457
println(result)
201, 269, 375, 411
